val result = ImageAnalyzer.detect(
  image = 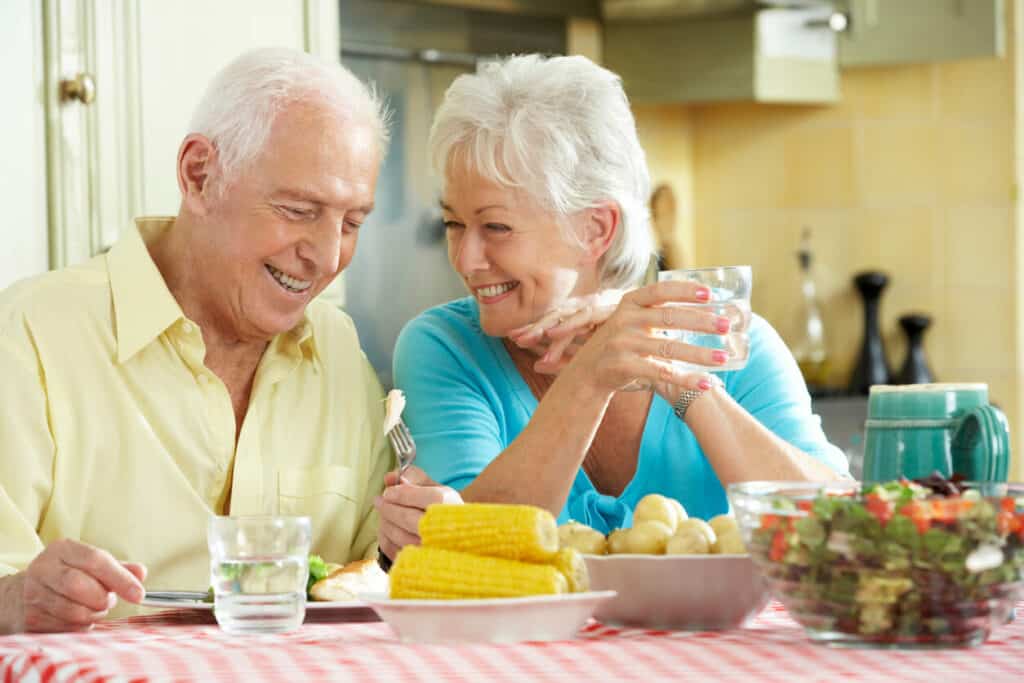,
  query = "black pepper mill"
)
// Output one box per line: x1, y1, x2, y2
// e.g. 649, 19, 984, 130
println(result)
848, 271, 892, 394
895, 313, 935, 385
